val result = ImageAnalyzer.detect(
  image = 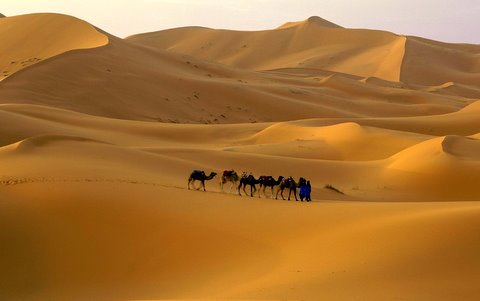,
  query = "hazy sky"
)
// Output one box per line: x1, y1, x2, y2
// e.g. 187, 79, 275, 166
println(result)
1, 0, 479, 44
